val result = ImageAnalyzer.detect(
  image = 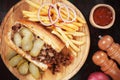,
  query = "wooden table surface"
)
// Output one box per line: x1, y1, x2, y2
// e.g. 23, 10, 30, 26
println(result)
0, 0, 120, 80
